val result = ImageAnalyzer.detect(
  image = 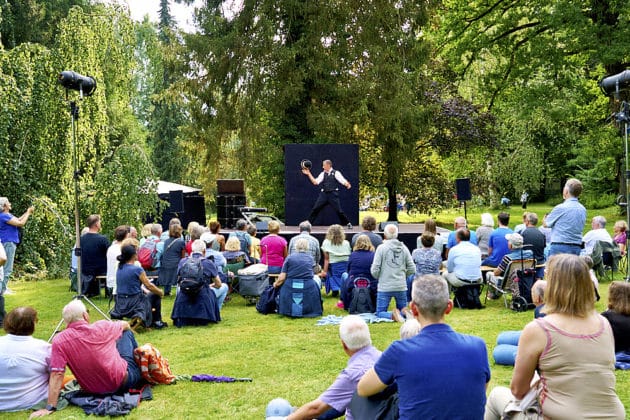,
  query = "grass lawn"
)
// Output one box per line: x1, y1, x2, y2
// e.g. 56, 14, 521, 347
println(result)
1, 274, 628, 419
